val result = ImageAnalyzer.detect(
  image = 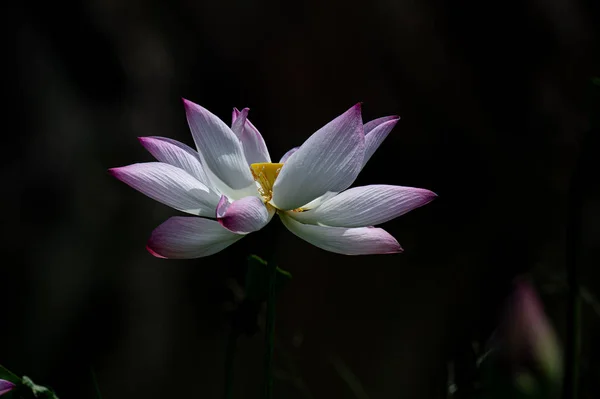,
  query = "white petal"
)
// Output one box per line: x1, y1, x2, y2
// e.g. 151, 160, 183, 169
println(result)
232, 107, 271, 164
279, 146, 299, 163
138, 136, 212, 189
110, 162, 220, 217
272, 104, 365, 210
280, 213, 402, 255
290, 185, 437, 227
147, 216, 243, 259
216, 195, 274, 234
362, 116, 399, 168
183, 99, 258, 200
299, 191, 337, 210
